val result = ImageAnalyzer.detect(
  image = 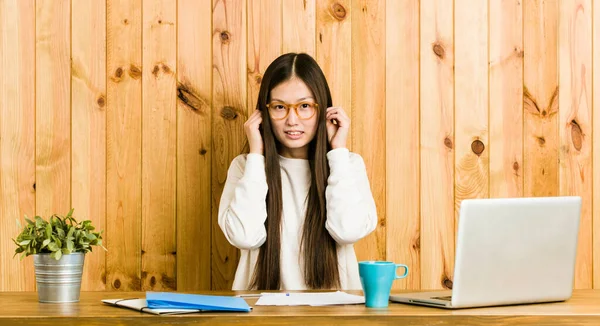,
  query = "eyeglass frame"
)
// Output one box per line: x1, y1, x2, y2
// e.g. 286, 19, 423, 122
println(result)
265, 100, 319, 120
